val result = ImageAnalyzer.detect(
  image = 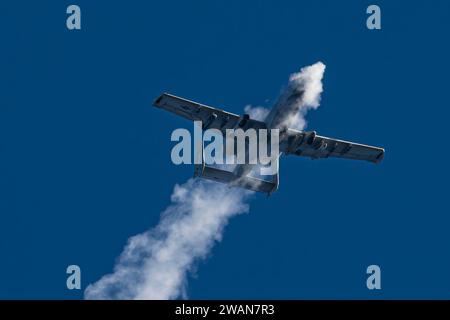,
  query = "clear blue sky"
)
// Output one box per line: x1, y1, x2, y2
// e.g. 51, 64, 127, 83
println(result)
1, 0, 450, 299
